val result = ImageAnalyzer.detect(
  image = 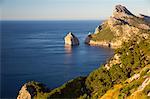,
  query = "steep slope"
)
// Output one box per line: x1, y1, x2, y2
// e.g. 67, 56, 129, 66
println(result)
85, 37, 150, 98
100, 65, 150, 99
17, 5, 150, 99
